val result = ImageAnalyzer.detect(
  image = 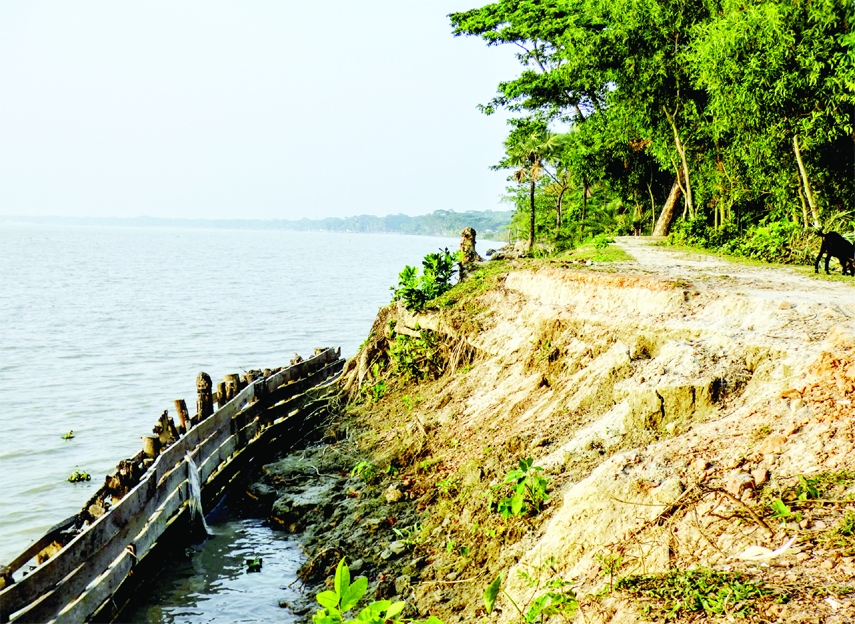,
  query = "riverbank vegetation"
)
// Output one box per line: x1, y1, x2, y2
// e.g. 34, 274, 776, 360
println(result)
451, 0, 854, 265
